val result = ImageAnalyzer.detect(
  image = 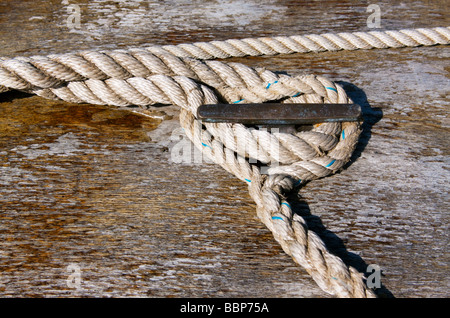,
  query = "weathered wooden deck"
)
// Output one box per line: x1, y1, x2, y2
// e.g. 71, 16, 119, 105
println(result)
0, 1, 448, 298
